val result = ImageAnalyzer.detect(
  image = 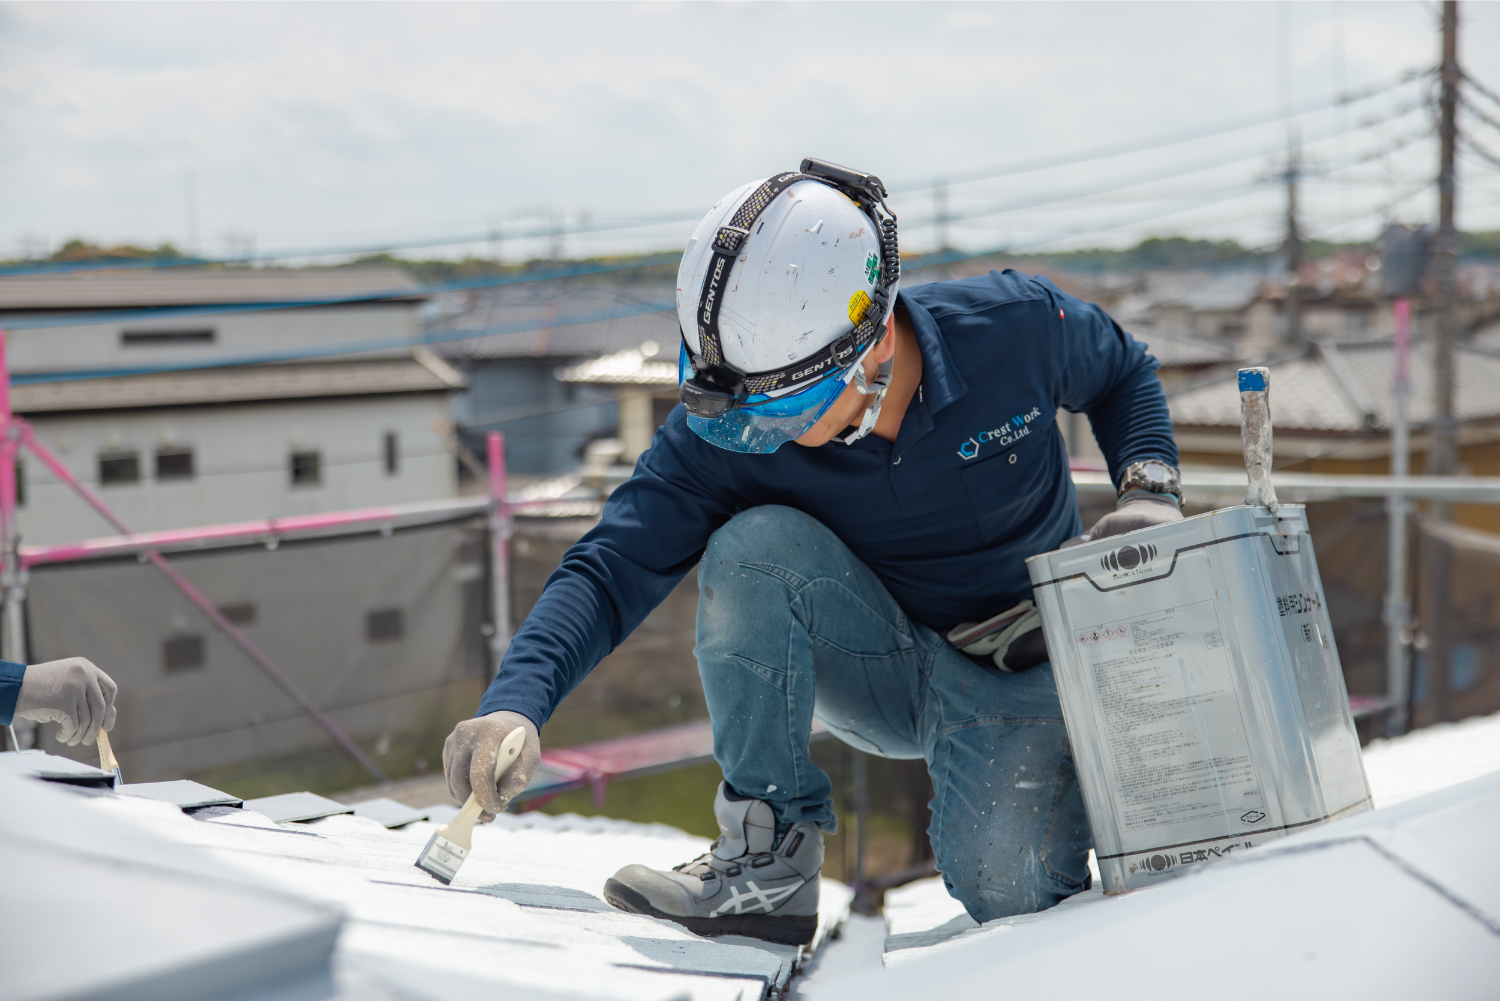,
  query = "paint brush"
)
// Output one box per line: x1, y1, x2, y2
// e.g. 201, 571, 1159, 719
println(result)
97, 728, 123, 789
415, 726, 526, 884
